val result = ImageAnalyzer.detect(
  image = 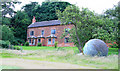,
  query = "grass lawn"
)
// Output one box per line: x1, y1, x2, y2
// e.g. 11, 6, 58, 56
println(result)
1, 46, 118, 69
14, 46, 118, 55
